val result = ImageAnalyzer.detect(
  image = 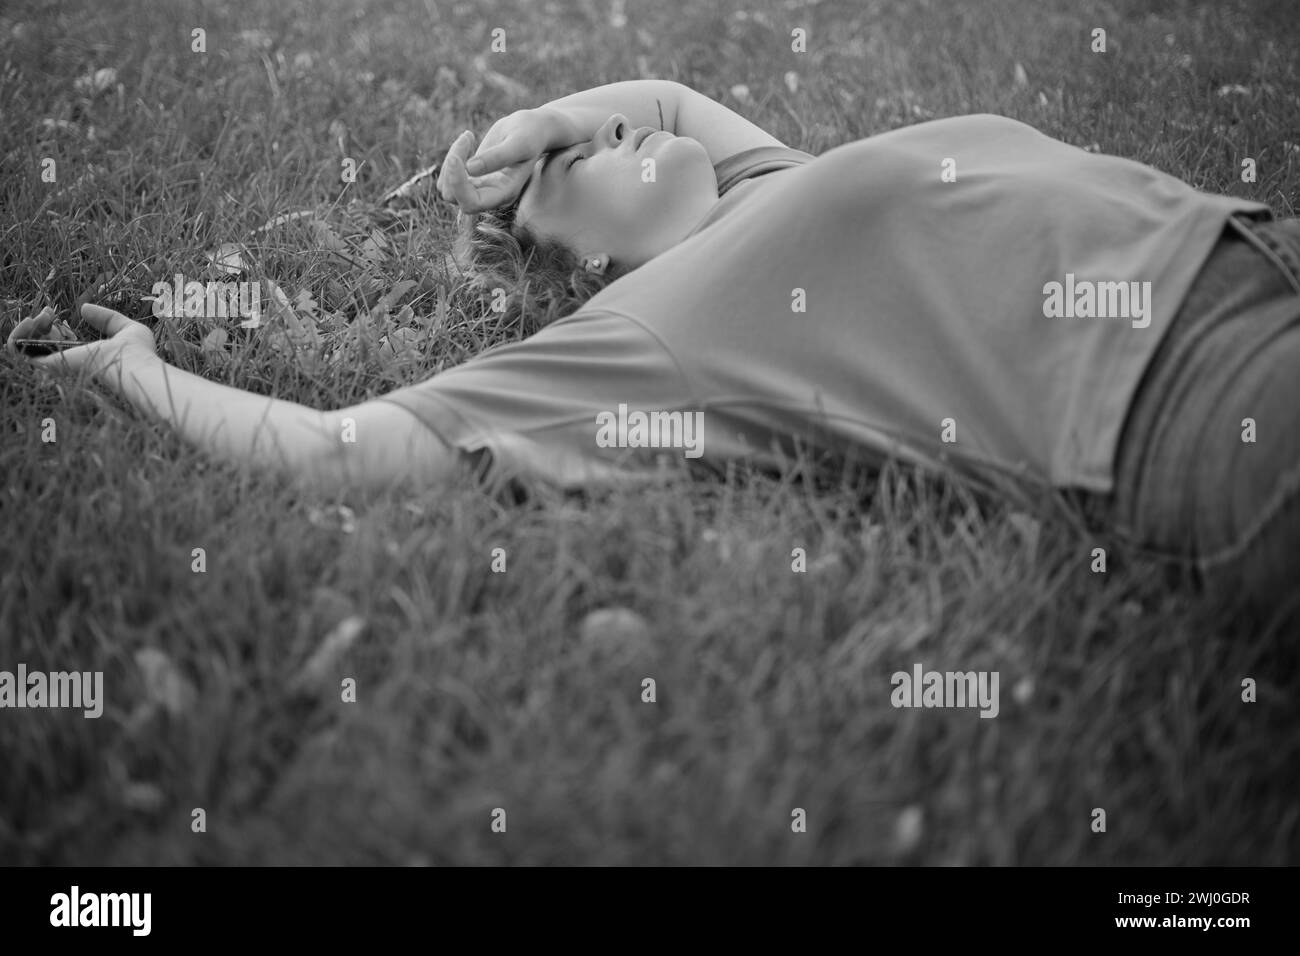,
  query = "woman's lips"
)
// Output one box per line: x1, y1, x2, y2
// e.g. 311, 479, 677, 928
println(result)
633, 126, 663, 150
